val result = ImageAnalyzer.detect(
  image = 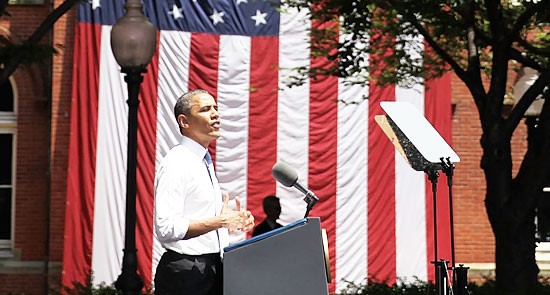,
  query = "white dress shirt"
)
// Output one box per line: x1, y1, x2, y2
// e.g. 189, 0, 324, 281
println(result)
154, 136, 229, 255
